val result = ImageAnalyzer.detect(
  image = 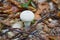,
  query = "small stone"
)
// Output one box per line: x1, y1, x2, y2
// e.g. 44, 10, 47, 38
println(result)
29, 35, 33, 38
12, 21, 23, 29
48, 18, 53, 22
7, 31, 15, 38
